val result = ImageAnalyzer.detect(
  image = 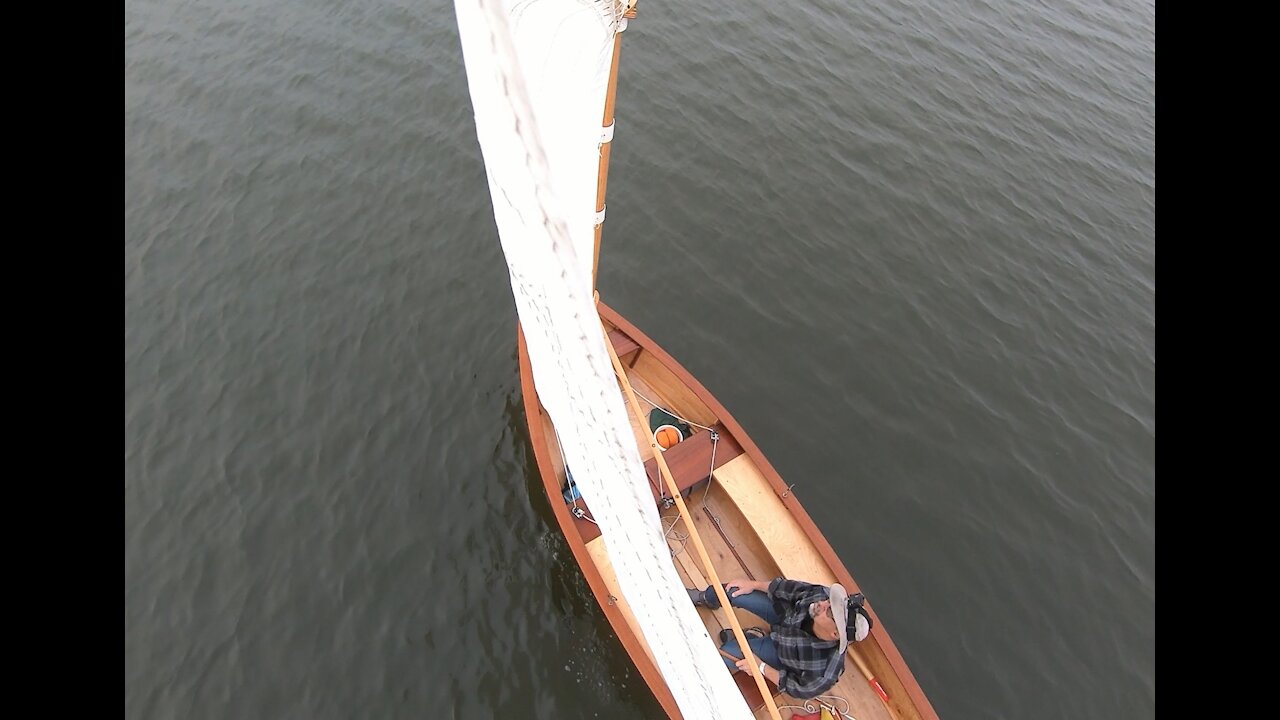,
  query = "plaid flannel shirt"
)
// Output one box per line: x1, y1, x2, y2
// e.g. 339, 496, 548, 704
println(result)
766, 578, 846, 699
